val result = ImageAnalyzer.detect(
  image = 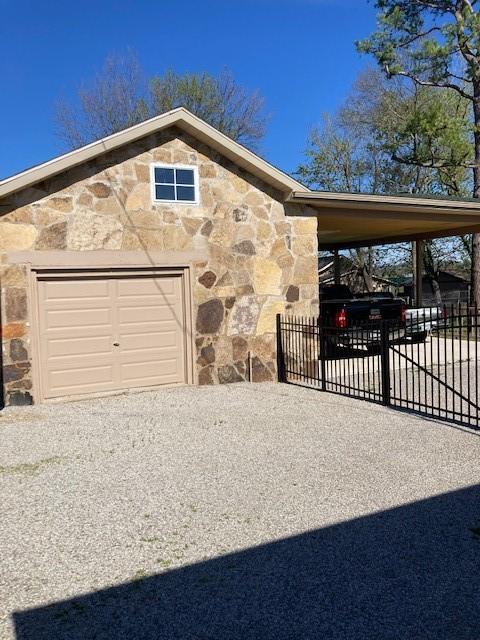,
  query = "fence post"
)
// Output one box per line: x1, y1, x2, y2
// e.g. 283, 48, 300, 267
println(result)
380, 320, 391, 406
276, 314, 286, 383
319, 321, 327, 391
